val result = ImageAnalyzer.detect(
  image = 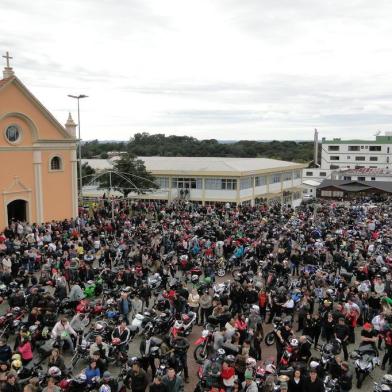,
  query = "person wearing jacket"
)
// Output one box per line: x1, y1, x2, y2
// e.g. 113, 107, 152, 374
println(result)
17, 338, 33, 365
127, 361, 149, 392
0, 338, 12, 363
84, 360, 100, 386
339, 362, 353, 392
162, 368, 184, 392
241, 371, 258, 392
51, 317, 77, 352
